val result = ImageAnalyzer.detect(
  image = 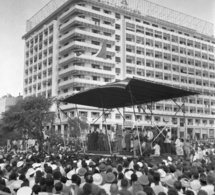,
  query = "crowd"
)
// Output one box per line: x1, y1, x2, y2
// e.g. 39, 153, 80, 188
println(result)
0, 141, 215, 195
